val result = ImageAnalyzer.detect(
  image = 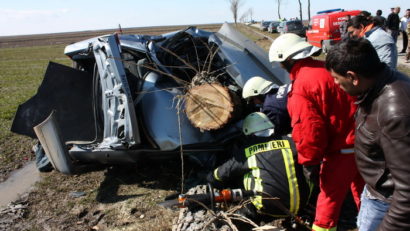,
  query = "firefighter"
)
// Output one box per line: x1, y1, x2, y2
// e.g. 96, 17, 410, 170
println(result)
206, 112, 310, 220
267, 33, 364, 231
242, 77, 292, 136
